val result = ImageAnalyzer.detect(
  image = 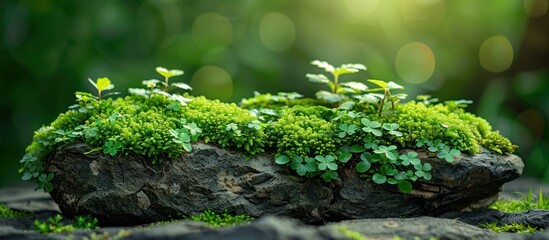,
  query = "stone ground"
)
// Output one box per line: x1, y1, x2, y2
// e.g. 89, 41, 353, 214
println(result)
1, 177, 549, 240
